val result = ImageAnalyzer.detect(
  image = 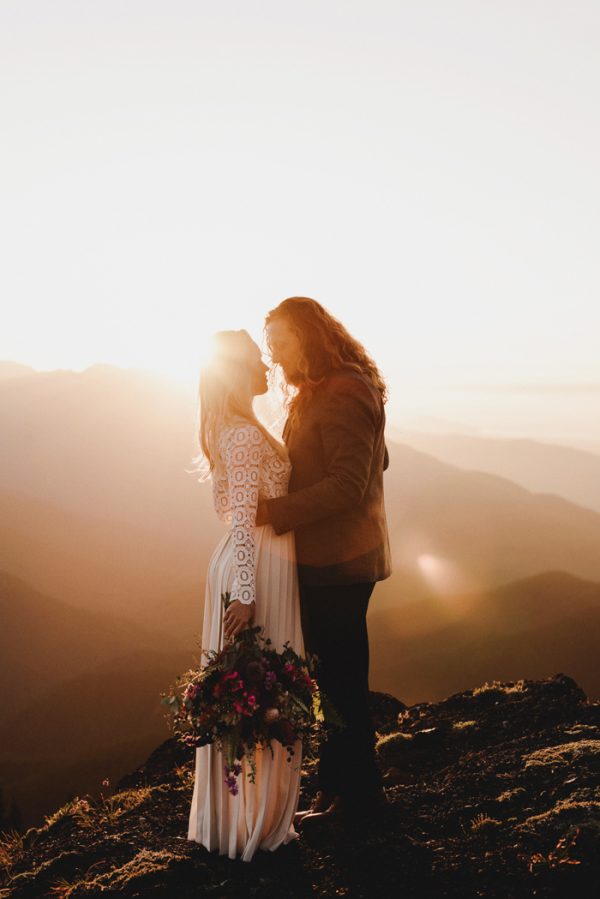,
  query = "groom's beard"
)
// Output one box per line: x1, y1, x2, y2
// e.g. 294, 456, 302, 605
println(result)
279, 364, 304, 387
